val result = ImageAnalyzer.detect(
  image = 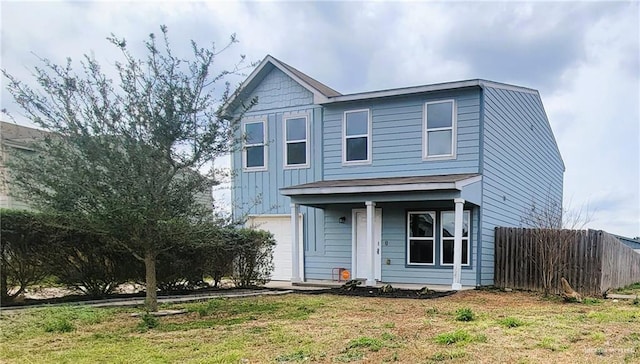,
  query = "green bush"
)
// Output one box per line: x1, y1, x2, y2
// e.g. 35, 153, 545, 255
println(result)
228, 228, 275, 287
47, 227, 139, 297
1, 209, 58, 300
455, 307, 475, 322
